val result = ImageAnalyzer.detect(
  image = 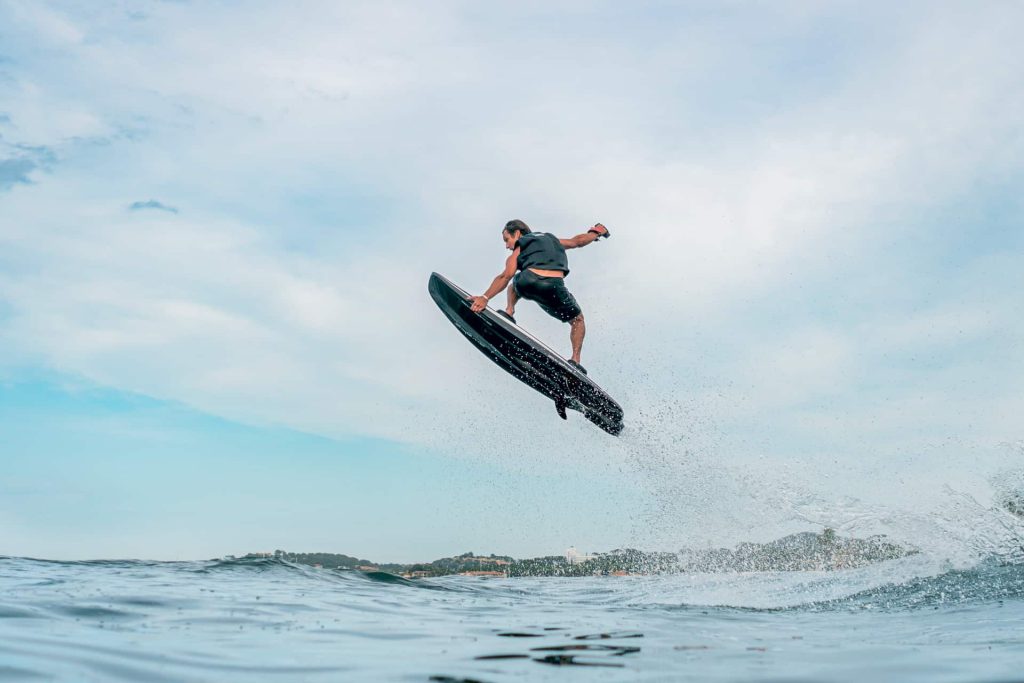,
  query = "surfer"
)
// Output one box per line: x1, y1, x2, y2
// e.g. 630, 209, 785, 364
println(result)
469, 219, 609, 373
